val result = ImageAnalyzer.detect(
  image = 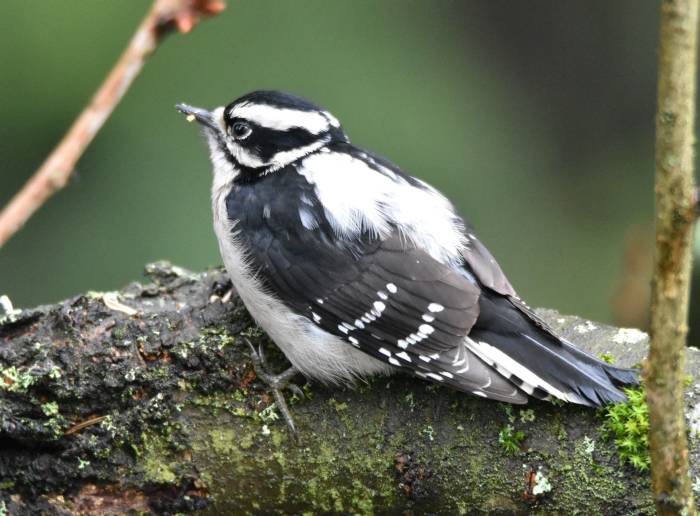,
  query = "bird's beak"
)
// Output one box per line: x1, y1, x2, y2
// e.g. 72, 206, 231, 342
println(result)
175, 103, 219, 132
